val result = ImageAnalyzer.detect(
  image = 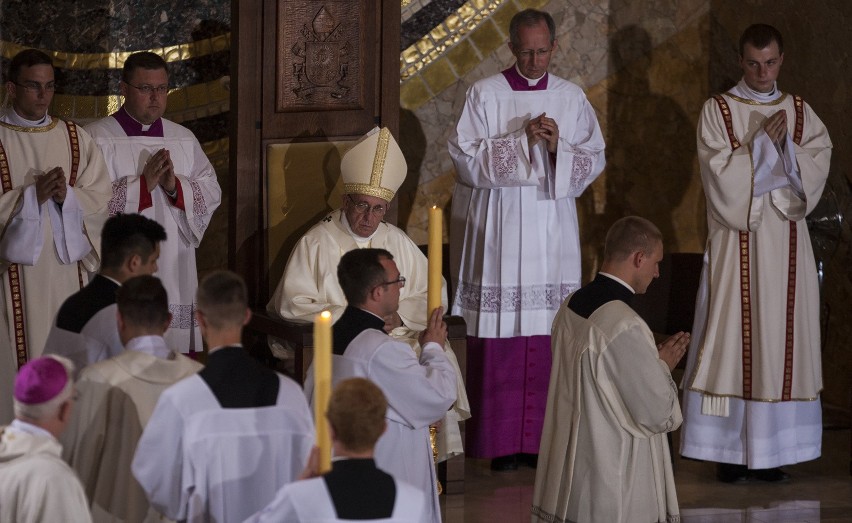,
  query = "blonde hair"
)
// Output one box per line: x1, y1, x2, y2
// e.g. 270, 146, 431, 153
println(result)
603, 216, 662, 262
326, 378, 387, 452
